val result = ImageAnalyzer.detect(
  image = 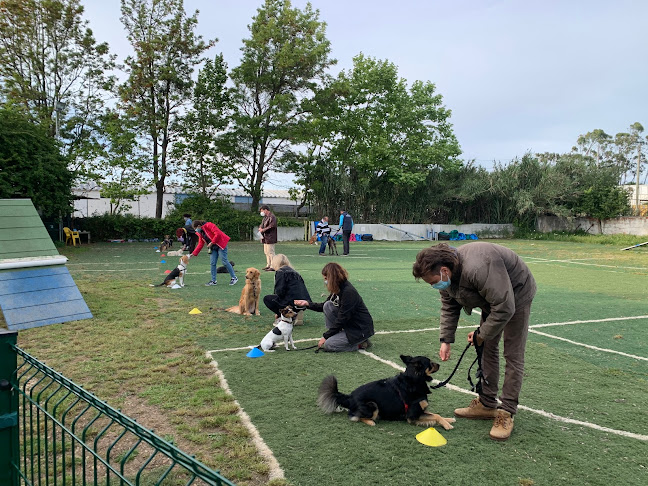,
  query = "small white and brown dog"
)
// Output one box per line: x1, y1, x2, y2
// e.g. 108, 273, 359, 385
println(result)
150, 255, 189, 289
258, 306, 298, 351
